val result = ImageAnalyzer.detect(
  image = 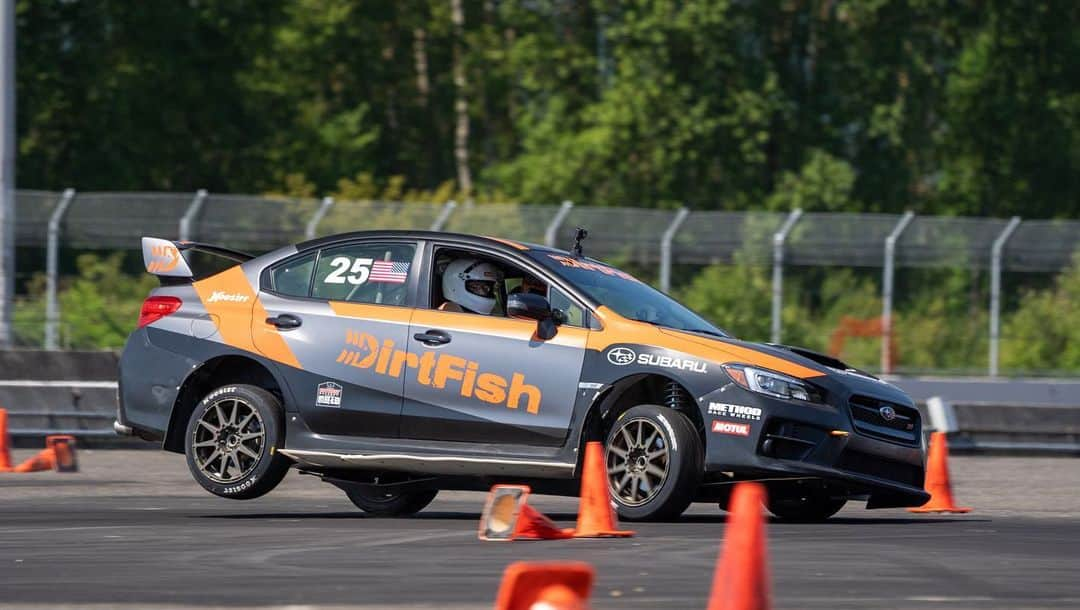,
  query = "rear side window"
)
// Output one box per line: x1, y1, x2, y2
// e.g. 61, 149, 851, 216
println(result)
311, 242, 415, 305
270, 252, 315, 297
